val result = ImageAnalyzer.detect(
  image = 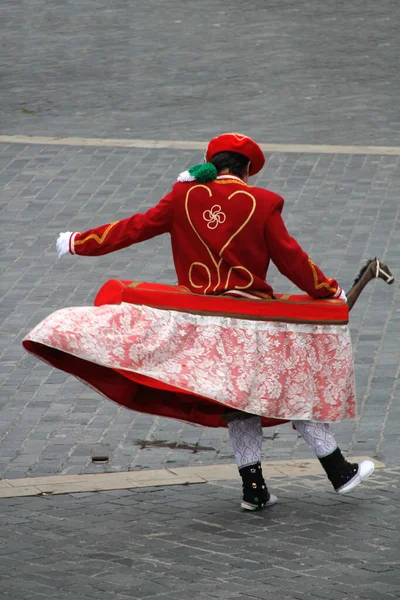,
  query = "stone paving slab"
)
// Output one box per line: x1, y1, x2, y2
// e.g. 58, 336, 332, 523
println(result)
0, 141, 399, 479
0, 467, 399, 600
0, 457, 385, 498
2, 135, 400, 156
